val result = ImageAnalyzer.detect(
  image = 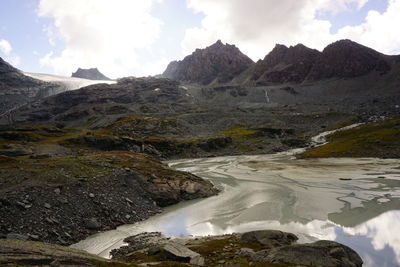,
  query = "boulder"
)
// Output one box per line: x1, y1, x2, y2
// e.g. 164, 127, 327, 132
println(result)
162, 242, 204, 266
240, 230, 298, 248
83, 218, 101, 230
